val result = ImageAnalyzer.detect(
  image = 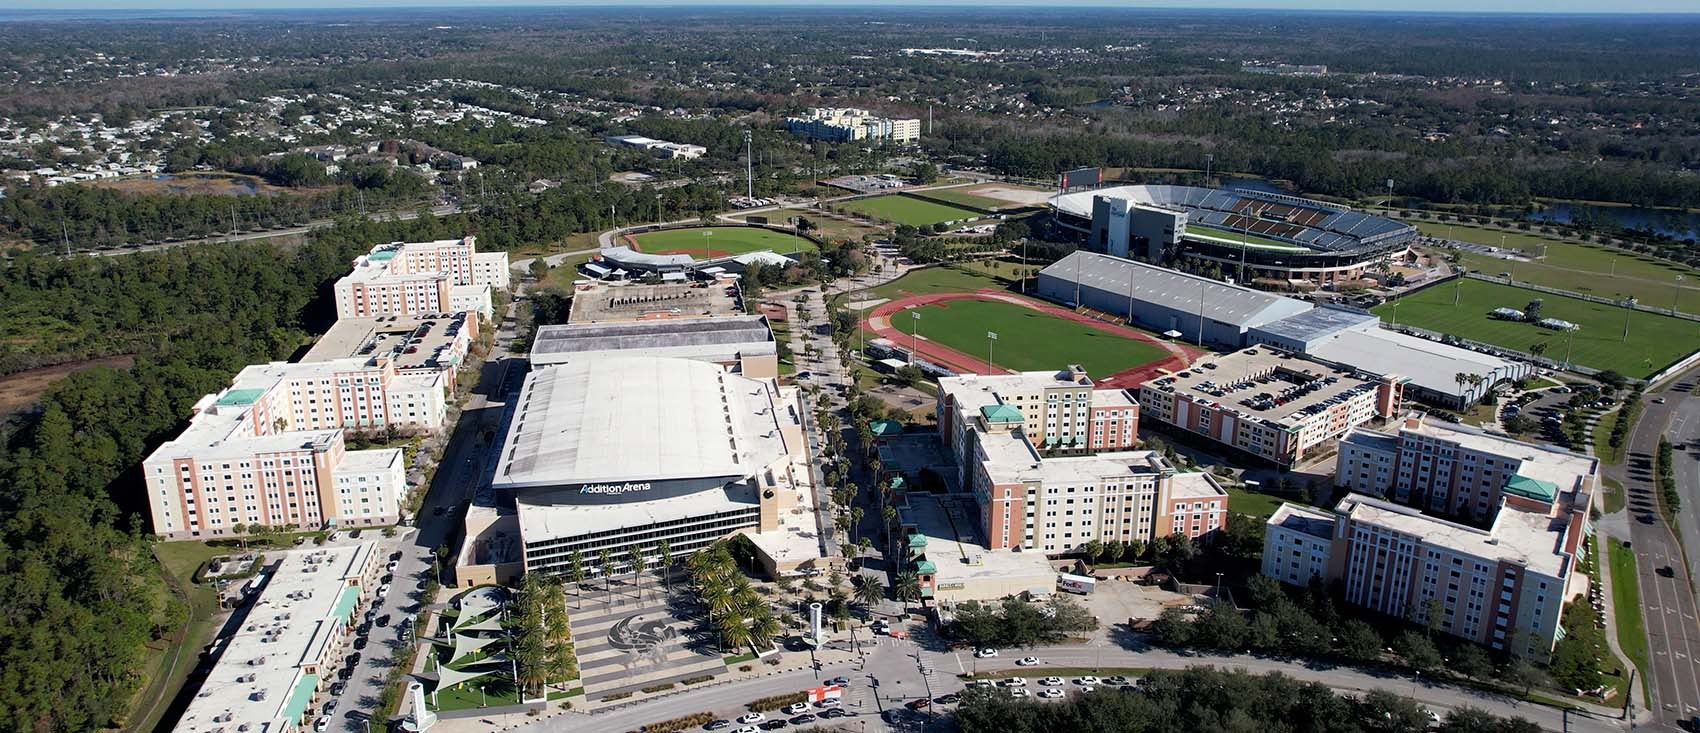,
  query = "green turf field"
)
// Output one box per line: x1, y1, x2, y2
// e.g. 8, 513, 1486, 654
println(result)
913, 187, 1008, 211
633, 226, 816, 257
840, 195, 983, 227
1372, 278, 1699, 377
1418, 220, 1700, 308
905, 297, 1169, 378
1184, 224, 1309, 251
861, 265, 1004, 301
